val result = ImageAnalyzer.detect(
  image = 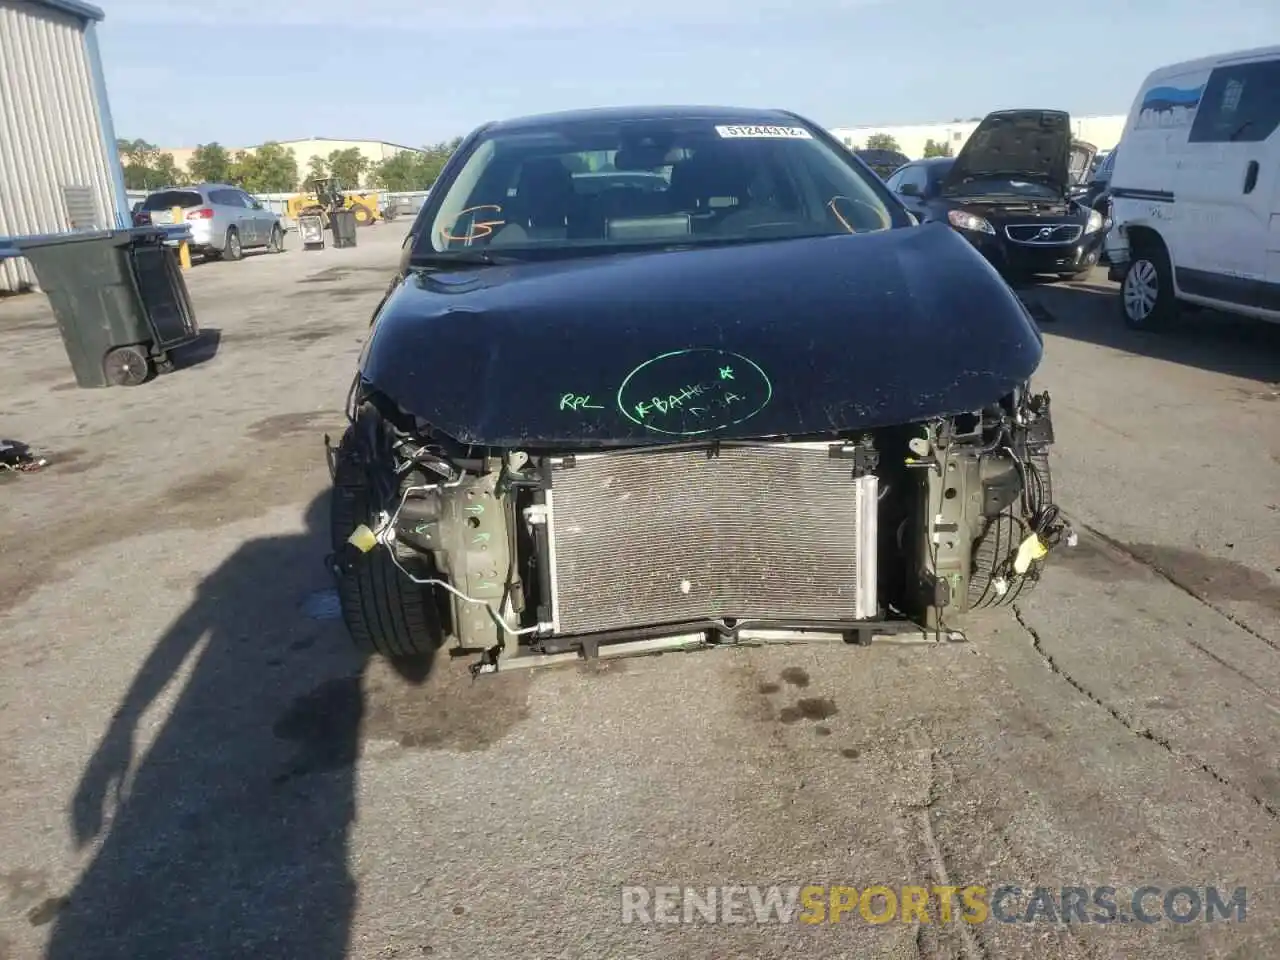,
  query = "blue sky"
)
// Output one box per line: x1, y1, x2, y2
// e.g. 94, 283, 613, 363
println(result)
97, 0, 1280, 148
